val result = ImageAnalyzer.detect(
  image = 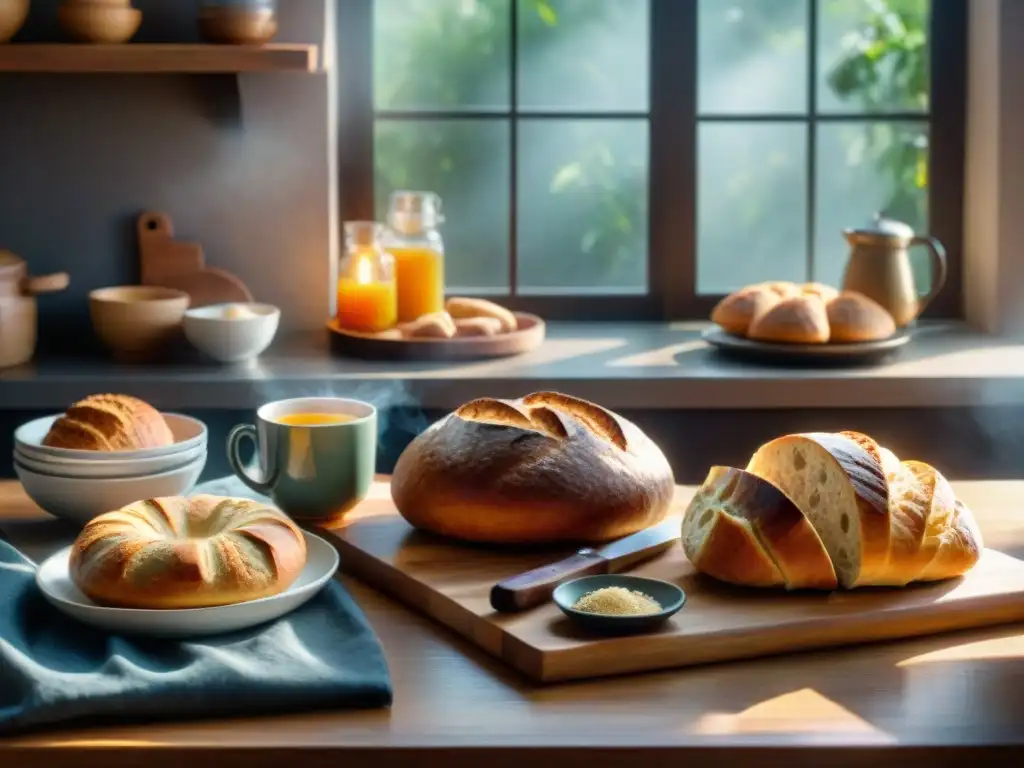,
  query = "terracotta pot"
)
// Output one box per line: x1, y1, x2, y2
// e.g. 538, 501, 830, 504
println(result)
0, 251, 70, 369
